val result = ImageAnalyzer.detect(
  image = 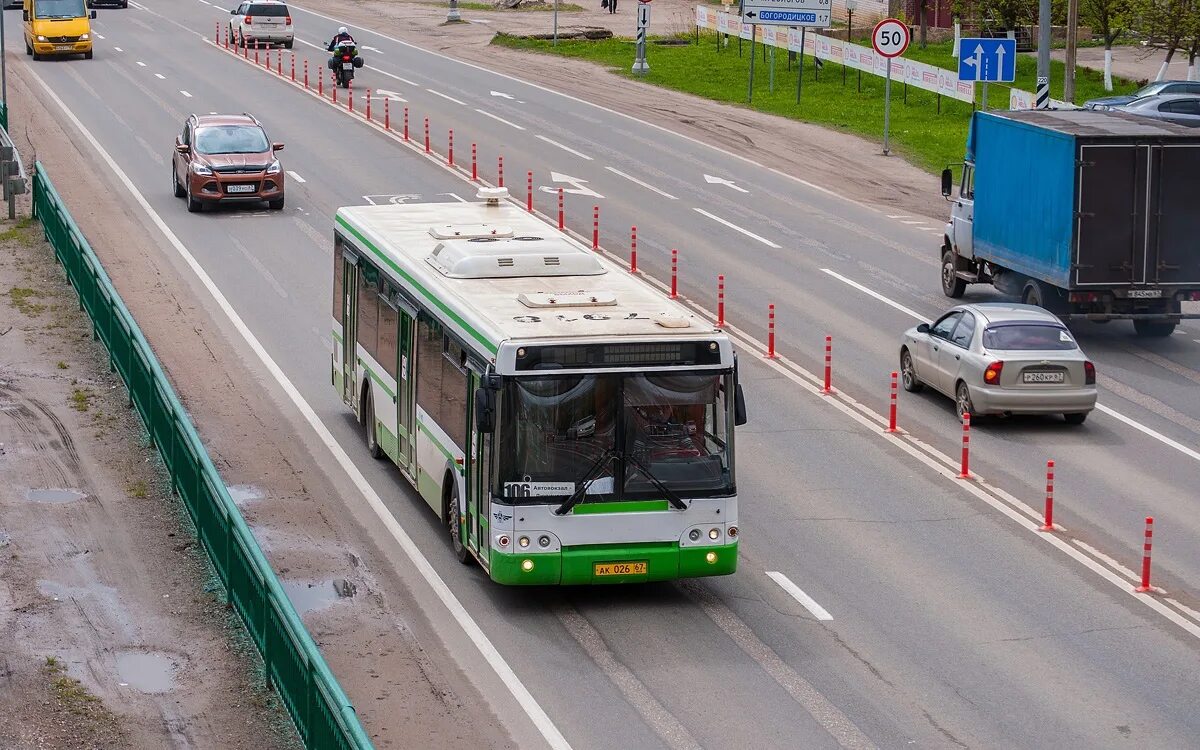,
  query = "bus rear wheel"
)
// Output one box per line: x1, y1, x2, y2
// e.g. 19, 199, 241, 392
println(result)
447, 482, 469, 564
363, 390, 383, 459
